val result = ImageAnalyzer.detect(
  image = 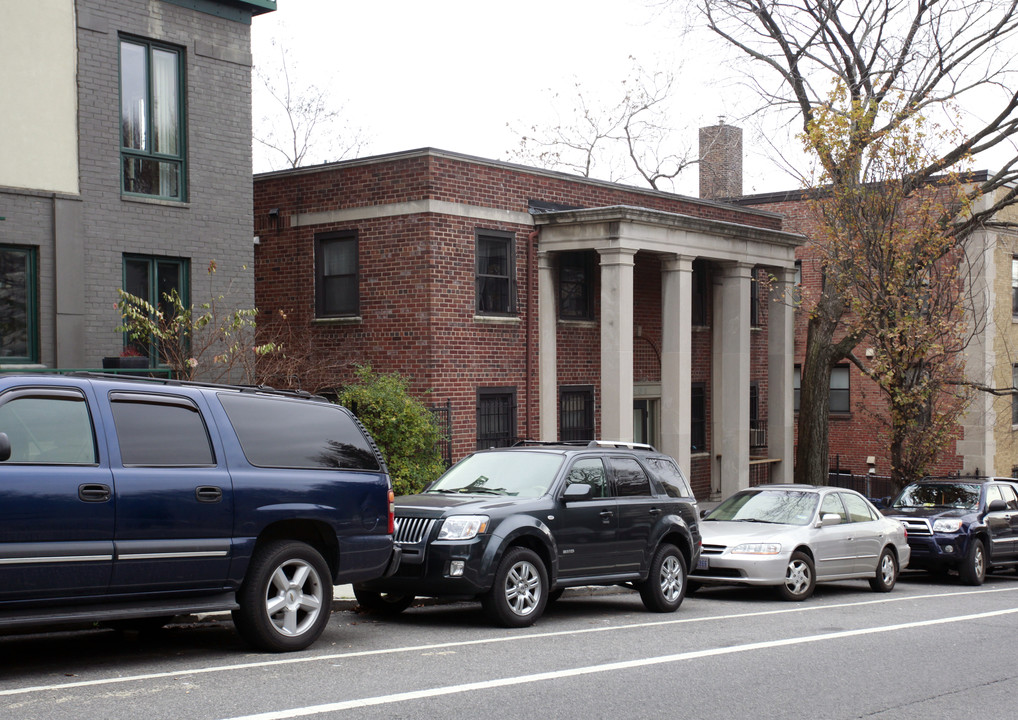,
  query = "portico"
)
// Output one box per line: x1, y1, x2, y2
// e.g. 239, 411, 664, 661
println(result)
534, 206, 803, 498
